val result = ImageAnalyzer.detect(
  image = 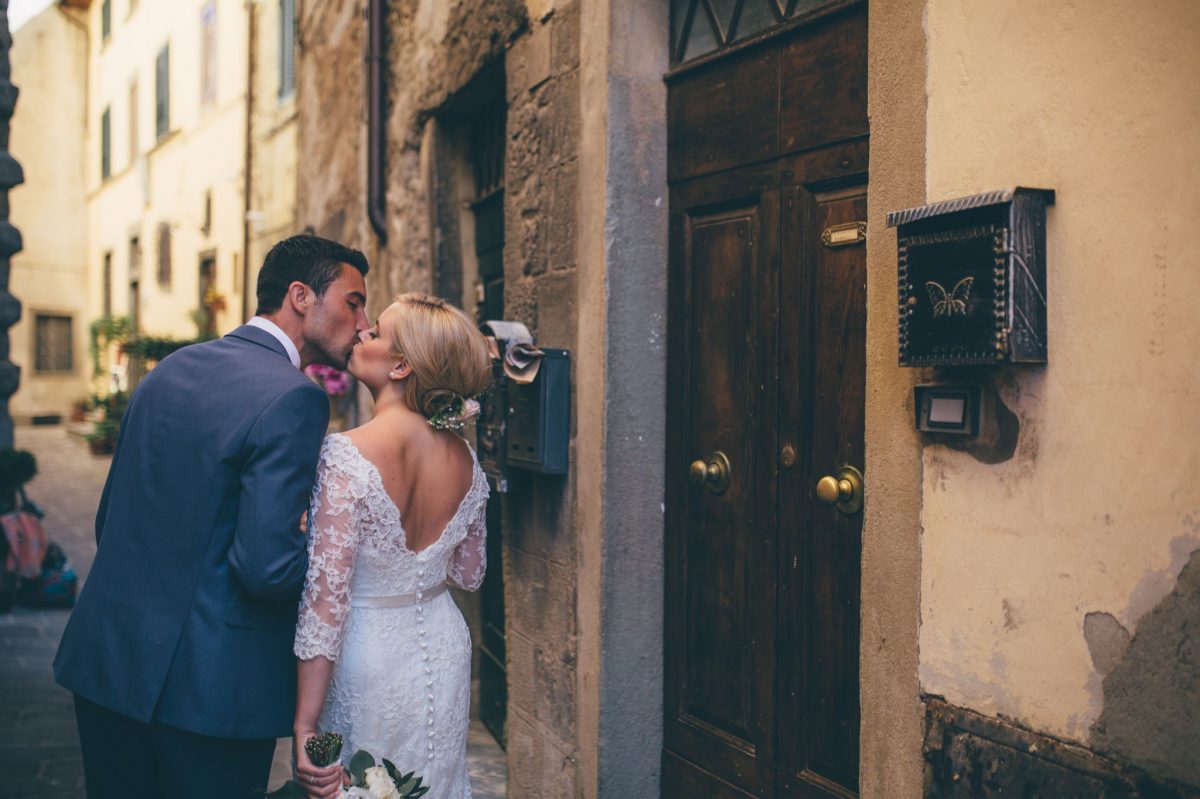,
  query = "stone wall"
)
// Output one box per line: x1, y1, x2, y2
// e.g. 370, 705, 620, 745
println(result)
297, 2, 588, 795
500, 4, 583, 795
